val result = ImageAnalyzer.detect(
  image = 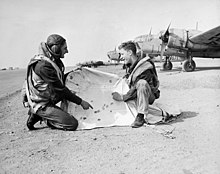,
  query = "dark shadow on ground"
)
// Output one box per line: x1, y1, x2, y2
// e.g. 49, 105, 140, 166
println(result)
31, 126, 48, 130
157, 67, 182, 74
169, 111, 199, 124
194, 66, 220, 72
154, 63, 182, 72
156, 66, 220, 73
155, 62, 220, 73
